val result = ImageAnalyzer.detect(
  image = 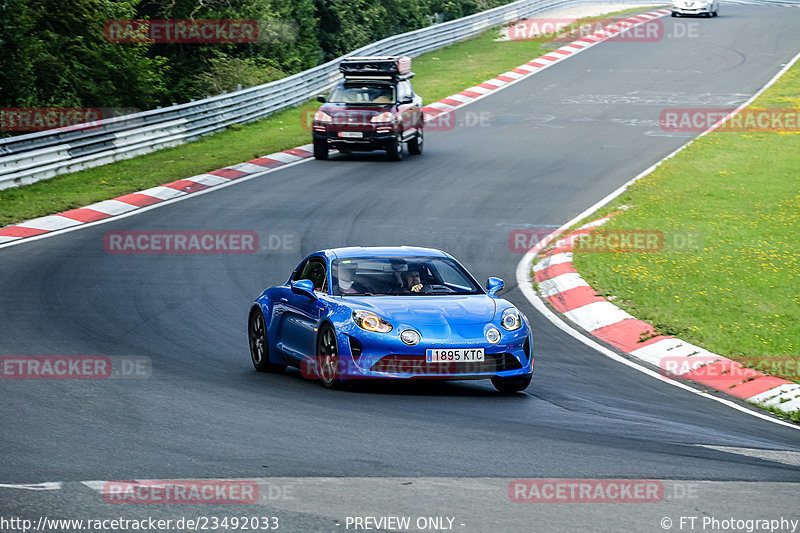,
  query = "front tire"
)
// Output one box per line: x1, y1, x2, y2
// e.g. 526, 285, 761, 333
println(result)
492, 374, 531, 393
386, 135, 403, 161
408, 128, 423, 155
316, 324, 342, 388
313, 138, 328, 160
249, 308, 286, 373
